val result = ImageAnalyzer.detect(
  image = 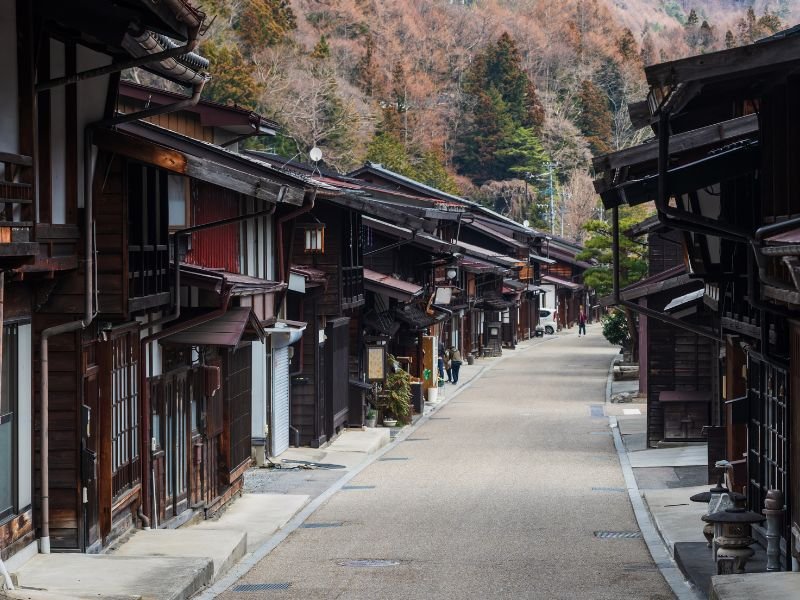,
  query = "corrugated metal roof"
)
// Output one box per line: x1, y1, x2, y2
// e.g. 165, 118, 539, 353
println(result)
542, 275, 584, 291
363, 268, 423, 301
161, 307, 265, 347
179, 263, 286, 296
